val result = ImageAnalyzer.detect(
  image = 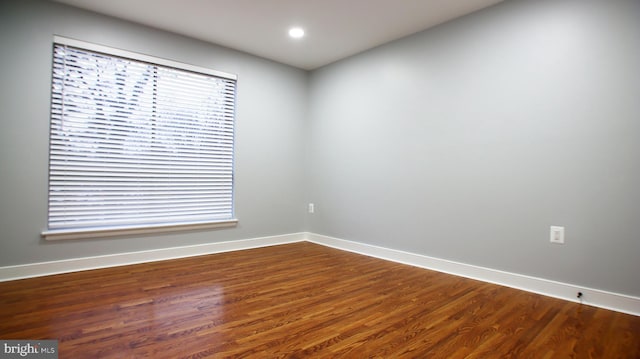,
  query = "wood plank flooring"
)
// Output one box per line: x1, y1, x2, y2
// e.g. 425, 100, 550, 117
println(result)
1, 242, 638, 358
